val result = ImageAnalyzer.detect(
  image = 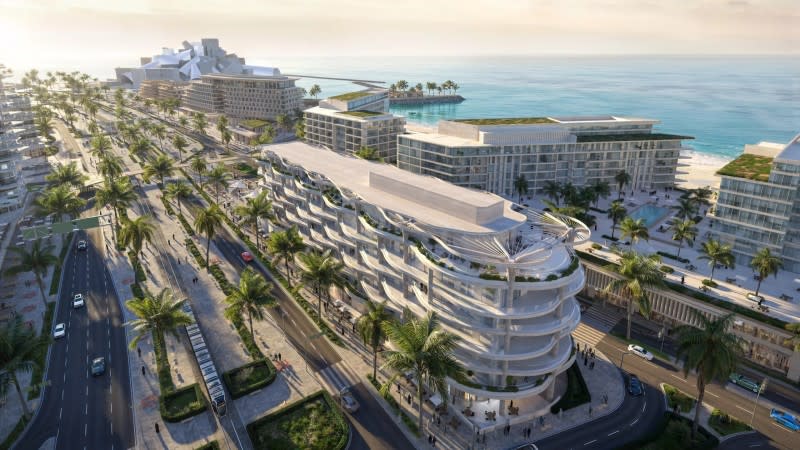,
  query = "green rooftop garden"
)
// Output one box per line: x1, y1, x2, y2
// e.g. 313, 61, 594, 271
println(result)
240, 119, 269, 129
453, 117, 556, 125
329, 91, 372, 101
716, 153, 774, 181
338, 110, 383, 118
576, 133, 694, 143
